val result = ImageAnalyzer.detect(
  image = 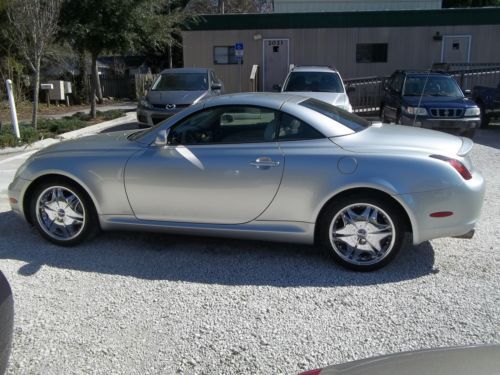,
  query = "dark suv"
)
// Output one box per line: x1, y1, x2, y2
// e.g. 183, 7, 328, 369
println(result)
380, 70, 480, 138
